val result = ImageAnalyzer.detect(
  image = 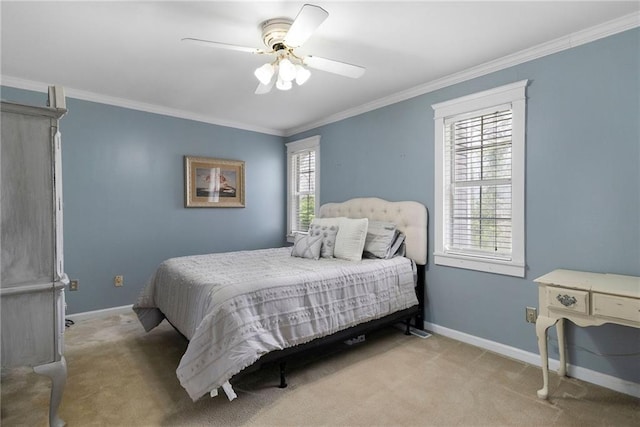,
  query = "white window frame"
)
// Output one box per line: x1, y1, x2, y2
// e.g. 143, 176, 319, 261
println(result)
286, 135, 320, 242
432, 80, 527, 277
